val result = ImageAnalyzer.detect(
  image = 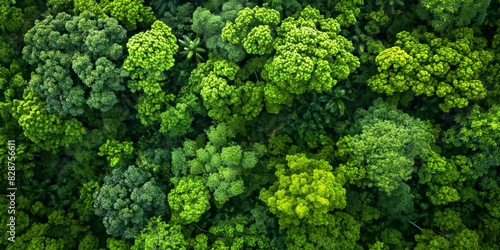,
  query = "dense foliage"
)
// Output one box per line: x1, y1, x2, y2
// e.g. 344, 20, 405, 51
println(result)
1, 0, 500, 249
